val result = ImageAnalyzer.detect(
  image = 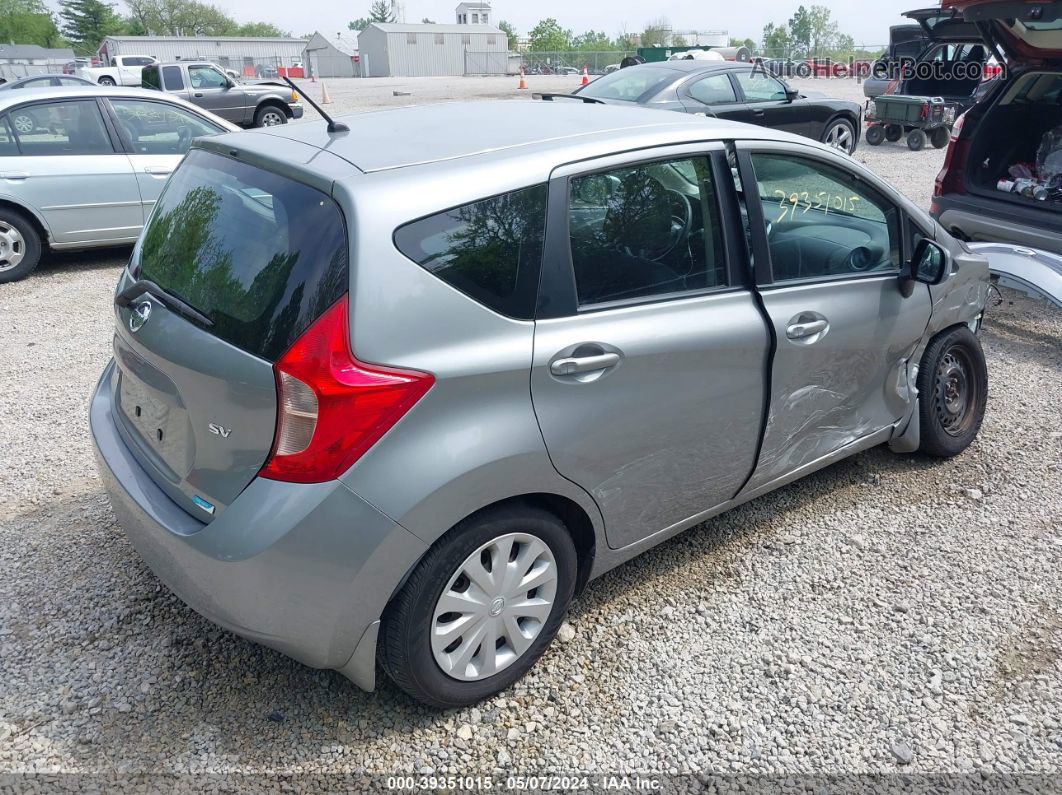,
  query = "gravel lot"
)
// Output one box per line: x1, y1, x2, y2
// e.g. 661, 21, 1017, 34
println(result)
2, 75, 1062, 784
